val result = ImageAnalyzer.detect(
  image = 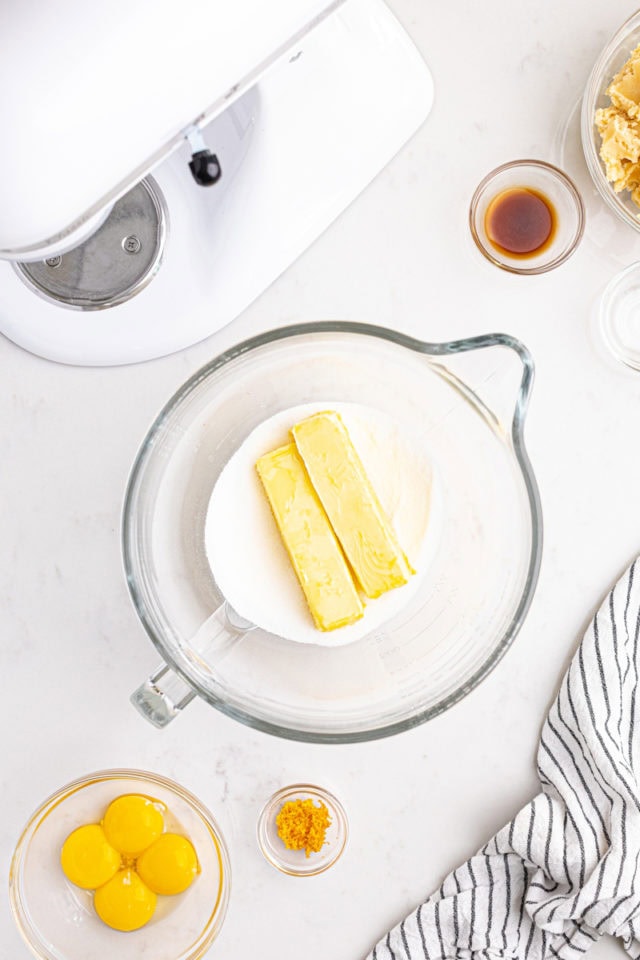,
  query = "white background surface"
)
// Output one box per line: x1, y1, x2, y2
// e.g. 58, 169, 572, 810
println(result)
2, 1, 640, 958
